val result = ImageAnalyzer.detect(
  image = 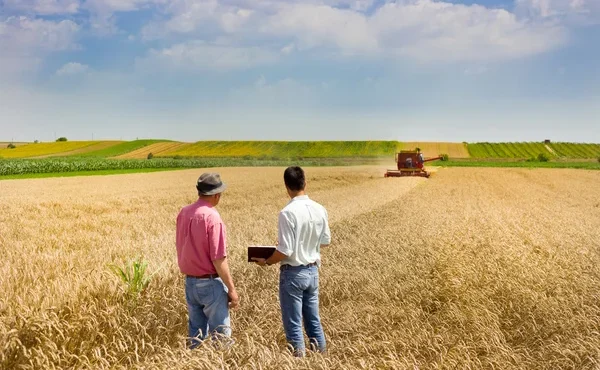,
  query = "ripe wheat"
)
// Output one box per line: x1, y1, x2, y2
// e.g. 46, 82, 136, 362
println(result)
1, 166, 599, 369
